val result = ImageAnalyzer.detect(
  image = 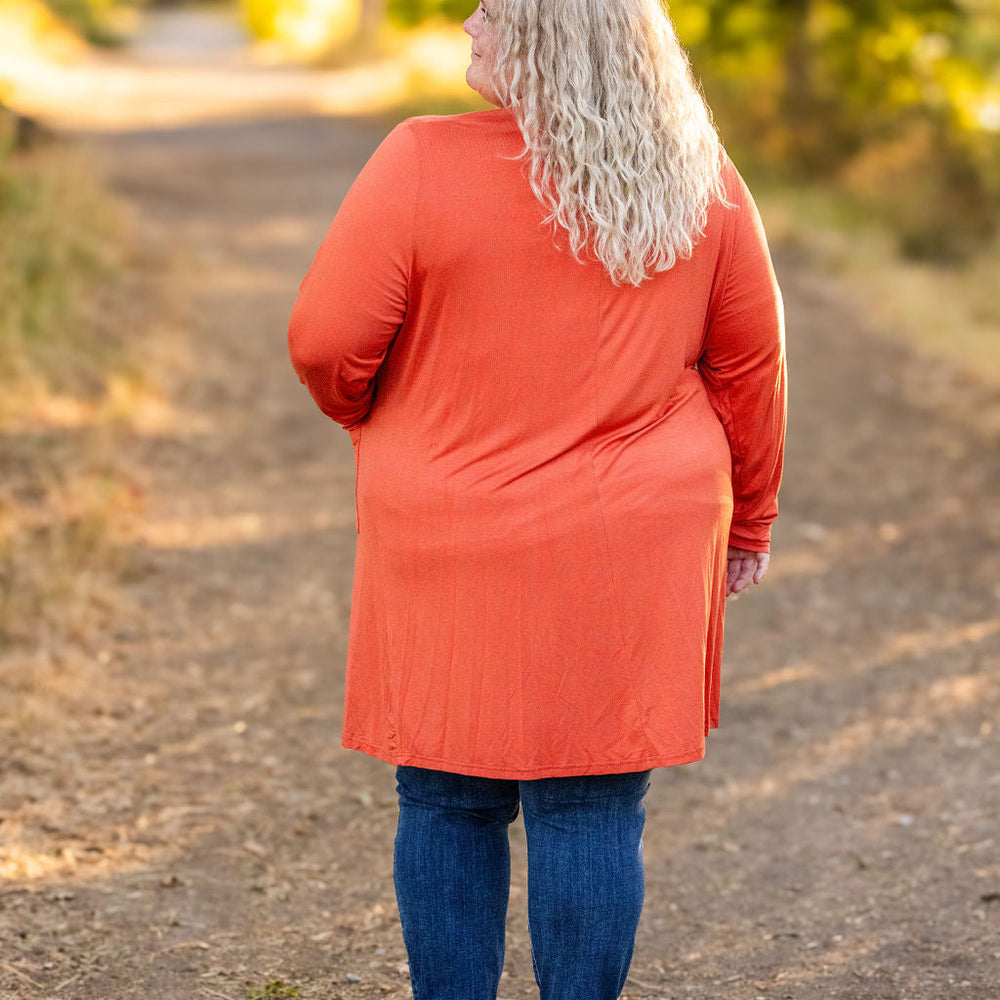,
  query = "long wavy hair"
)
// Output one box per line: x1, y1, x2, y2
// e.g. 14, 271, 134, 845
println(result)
489, 0, 729, 286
